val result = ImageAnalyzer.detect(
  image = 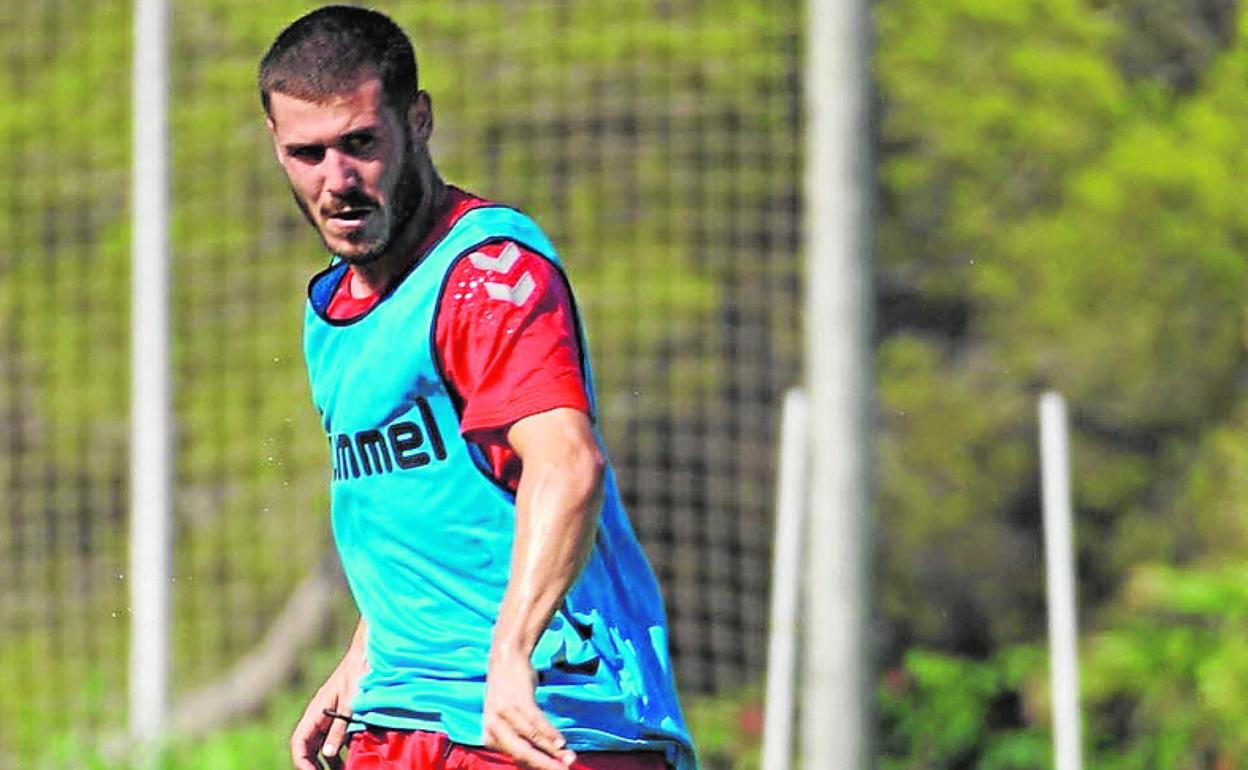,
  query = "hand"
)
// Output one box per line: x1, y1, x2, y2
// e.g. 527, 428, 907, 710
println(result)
482, 651, 577, 770
290, 646, 369, 770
